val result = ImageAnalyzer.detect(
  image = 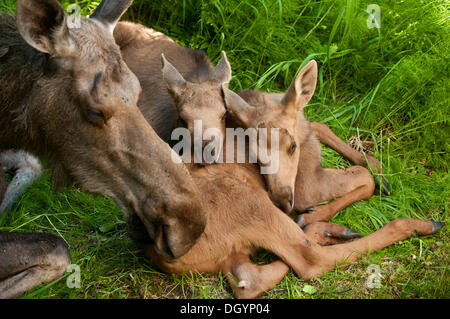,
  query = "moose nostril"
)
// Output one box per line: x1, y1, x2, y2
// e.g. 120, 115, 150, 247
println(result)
281, 187, 294, 213
155, 224, 175, 259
